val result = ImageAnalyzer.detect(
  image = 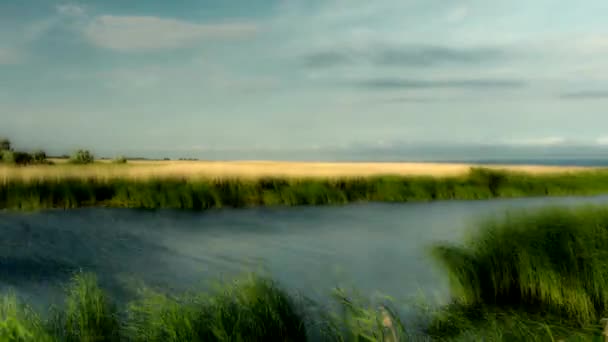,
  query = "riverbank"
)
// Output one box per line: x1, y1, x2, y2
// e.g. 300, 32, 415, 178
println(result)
2, 165, 608, 210
0, 165, 608, 210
